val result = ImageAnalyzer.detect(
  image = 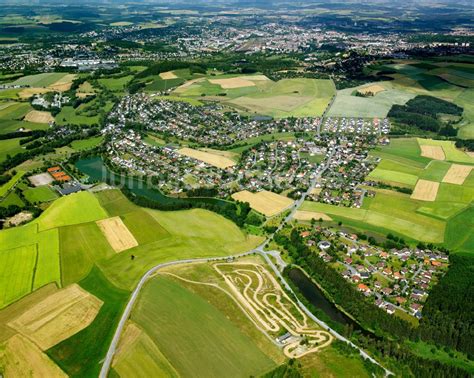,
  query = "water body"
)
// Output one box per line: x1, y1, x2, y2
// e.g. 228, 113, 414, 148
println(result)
288, 267, 358, 328
75, 156, 232, 209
